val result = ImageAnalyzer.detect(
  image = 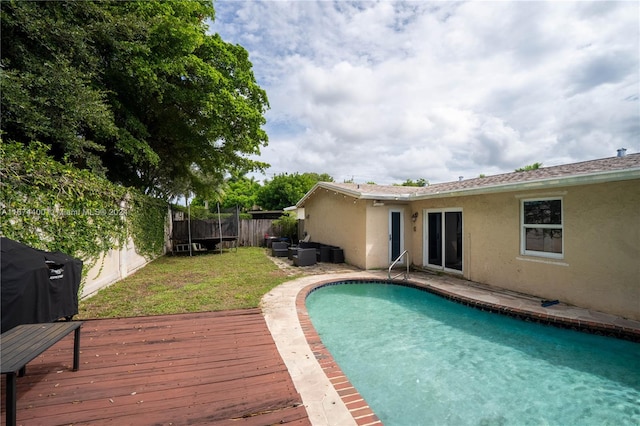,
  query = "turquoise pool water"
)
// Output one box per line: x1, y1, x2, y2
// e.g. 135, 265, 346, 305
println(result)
306, 282, 640, 426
